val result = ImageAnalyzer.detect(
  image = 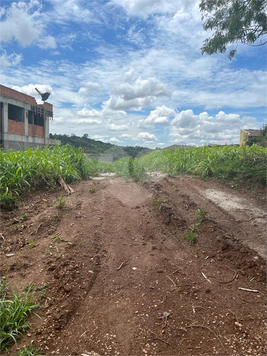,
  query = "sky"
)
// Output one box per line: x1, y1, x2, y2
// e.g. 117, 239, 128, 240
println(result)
0, 0, 266, 148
